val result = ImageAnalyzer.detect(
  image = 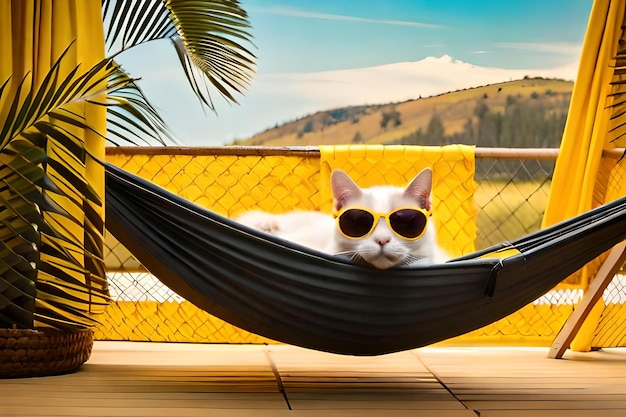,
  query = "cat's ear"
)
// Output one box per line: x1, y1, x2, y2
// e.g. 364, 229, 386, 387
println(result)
331, 169, 362, 210
404, 168, 433, 211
